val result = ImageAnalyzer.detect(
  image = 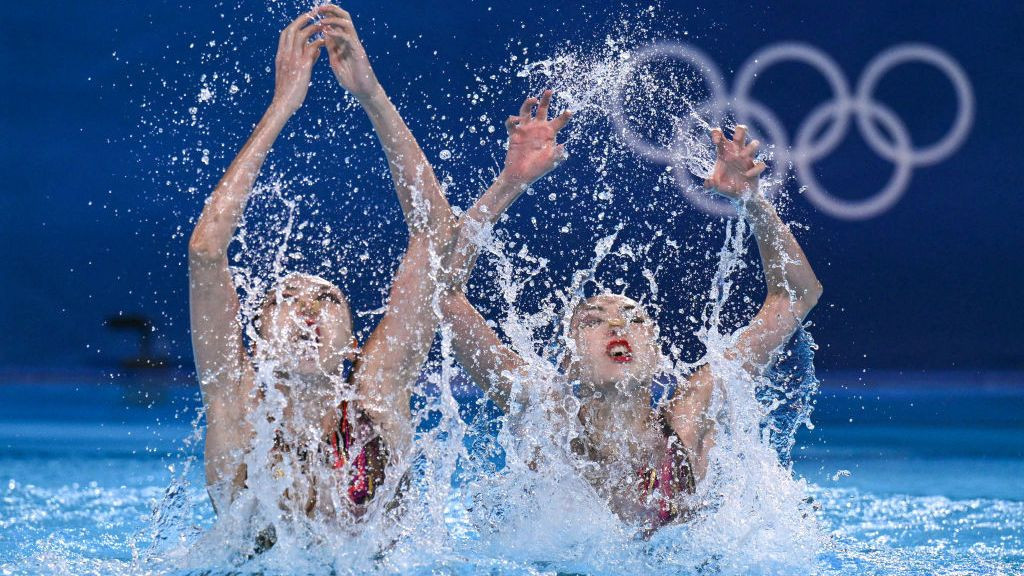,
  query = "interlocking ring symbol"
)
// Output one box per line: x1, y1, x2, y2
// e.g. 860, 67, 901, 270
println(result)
610, 42, 974, 220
